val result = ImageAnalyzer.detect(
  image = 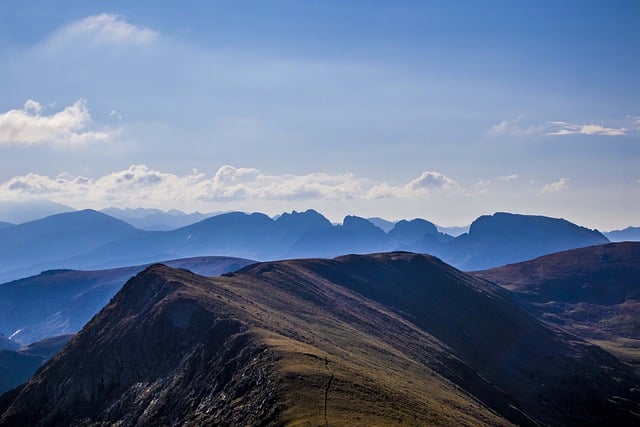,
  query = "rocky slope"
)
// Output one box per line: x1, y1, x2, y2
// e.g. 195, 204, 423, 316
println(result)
1, 253, 638, 426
